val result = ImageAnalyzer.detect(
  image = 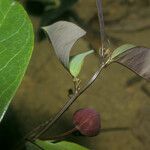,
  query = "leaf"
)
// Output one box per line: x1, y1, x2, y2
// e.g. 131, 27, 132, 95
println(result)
56, 141, 89, 150
111, 44, 136, 60
26, 140, 89, 150
69, 50, 94, 77
26, 140, 63, 150
0, 0, 34, 122
26, 142, 40, 150
42, 21, 86, 68
112, 46, 150, 81
35, 140, 64, 150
